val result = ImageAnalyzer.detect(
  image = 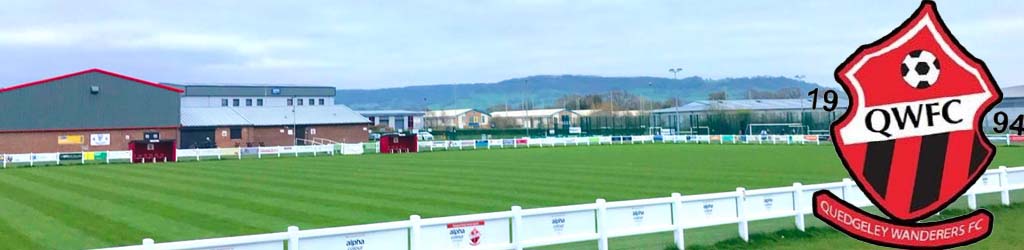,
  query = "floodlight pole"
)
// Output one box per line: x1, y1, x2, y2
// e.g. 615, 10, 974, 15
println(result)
292, 95, 297, 146
524, 80, 530, 138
